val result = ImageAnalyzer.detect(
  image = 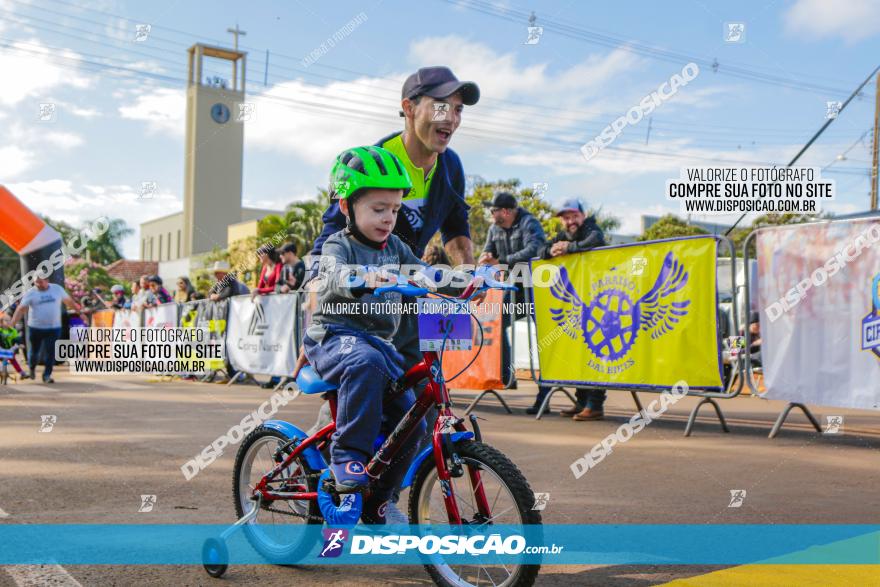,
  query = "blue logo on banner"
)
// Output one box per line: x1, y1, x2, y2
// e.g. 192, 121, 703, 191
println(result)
550, 252, 691, 362
861, 274, 880, 359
